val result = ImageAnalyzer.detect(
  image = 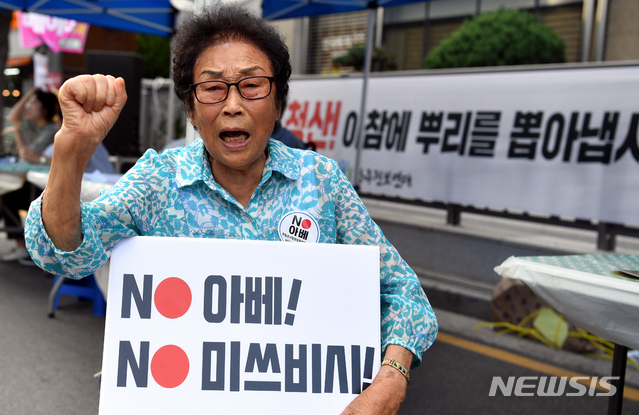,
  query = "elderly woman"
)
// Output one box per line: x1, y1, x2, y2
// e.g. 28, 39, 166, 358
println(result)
25, 4, 437, 414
